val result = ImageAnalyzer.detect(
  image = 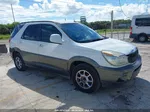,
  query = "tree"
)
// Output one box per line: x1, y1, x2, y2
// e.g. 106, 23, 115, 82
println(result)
0, 22, 19, 34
